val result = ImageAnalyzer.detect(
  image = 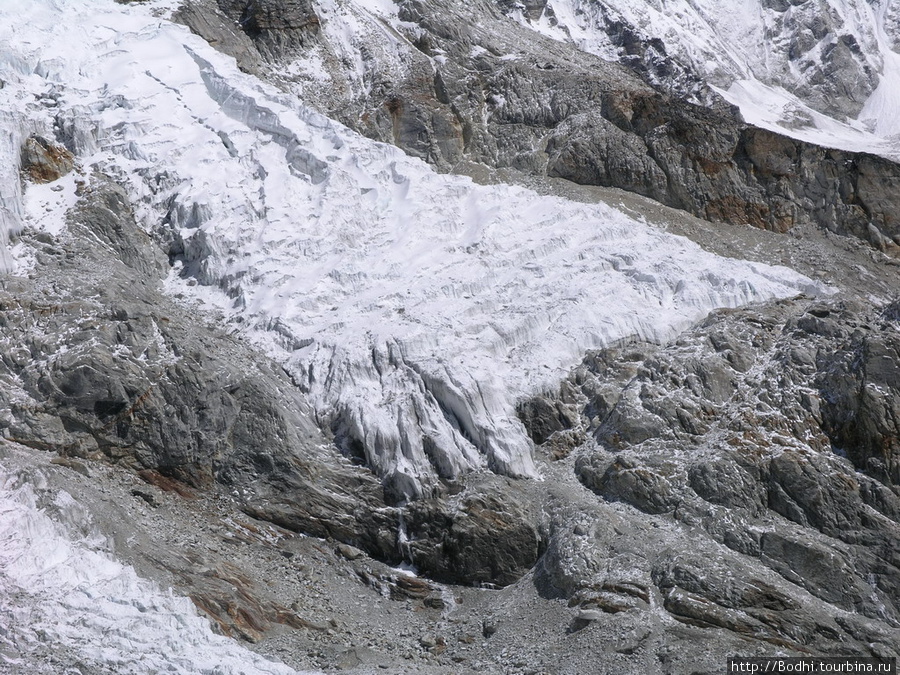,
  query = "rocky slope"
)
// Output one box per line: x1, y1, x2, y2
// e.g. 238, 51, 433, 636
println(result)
1, 0, 900, 673
5, 162, 899, 673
